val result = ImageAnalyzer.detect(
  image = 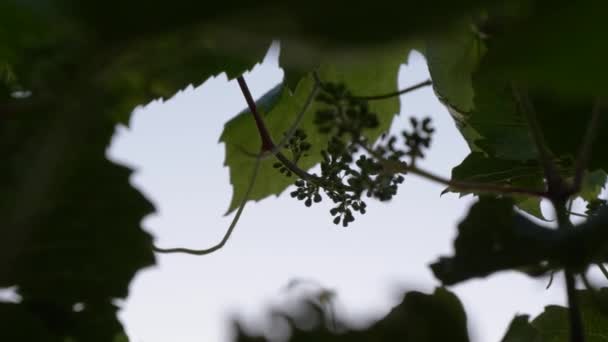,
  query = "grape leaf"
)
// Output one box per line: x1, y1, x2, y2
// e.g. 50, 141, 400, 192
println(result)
220, 46, 413, 213
449, 152, 548, 219
501, 288, 608, 342
579, 170, 608, 203
426, 21, 485, 114
426, 14, 608, 207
